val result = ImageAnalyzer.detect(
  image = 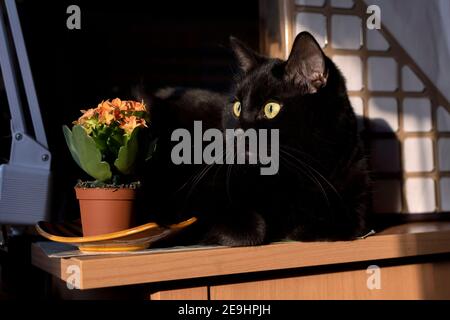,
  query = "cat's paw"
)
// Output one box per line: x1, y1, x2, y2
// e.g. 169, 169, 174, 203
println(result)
202, 211, 267, 247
